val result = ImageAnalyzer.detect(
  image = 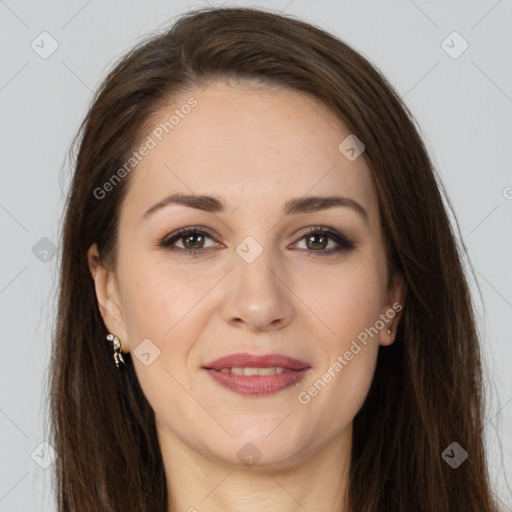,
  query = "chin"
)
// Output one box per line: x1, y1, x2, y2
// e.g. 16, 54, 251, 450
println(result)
198, 423, 311, 468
